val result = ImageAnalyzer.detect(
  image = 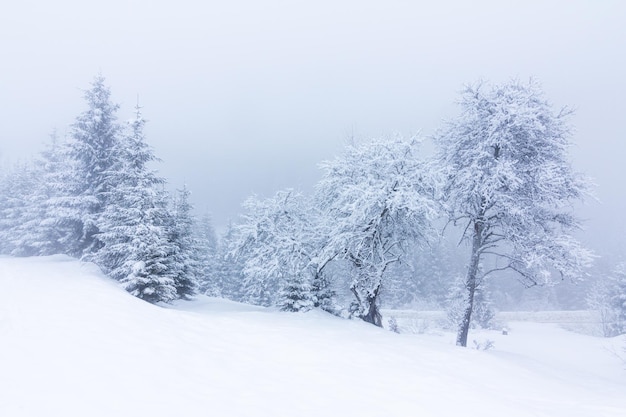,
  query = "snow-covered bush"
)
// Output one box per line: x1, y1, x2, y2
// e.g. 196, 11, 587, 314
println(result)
472, 339, 495, 351
387, 316, 400, 333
